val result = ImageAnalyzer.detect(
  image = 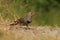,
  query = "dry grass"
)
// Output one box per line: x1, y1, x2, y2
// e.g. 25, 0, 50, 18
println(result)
0, 22, 60, 40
